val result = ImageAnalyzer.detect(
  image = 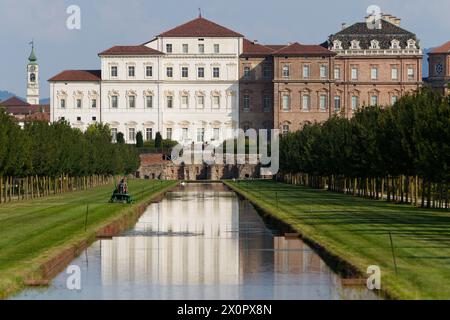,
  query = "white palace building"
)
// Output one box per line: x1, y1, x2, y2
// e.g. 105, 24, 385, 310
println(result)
49, 15, 242, 144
